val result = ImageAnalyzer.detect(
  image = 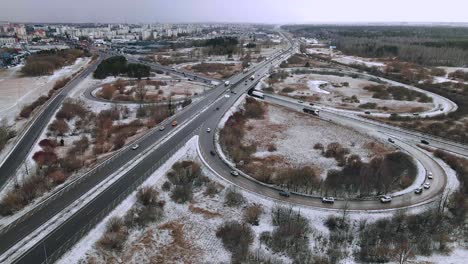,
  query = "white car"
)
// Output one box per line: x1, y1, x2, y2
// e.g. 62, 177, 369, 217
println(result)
423, 182, 431, 189
206, 128, 211, 133
427, 171, 433, 179
230, 170, 239, 177
321, 197, 335, 204
380, 195, 392, 203
132, 144, 139, 150
159, 126, 165, 131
